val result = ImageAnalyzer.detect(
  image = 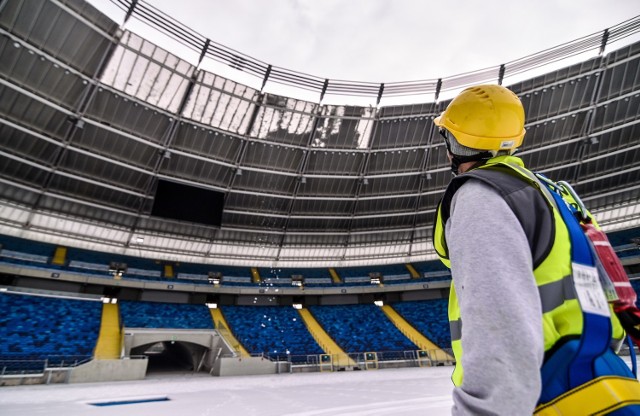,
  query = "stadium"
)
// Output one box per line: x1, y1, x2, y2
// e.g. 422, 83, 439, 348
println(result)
0, 0, 639, 414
